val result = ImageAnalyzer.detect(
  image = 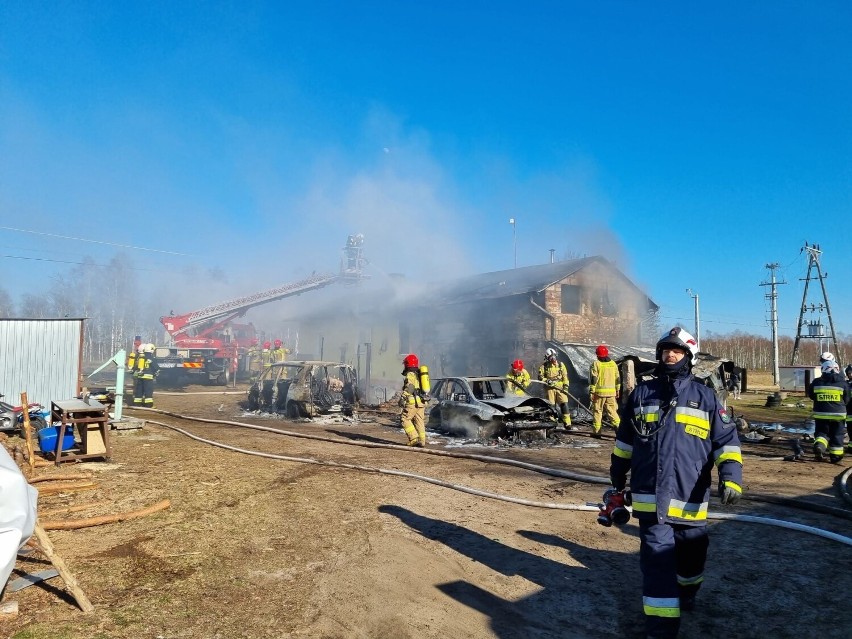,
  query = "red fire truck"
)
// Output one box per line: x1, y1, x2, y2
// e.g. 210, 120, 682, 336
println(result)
154, 235, 366, 385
